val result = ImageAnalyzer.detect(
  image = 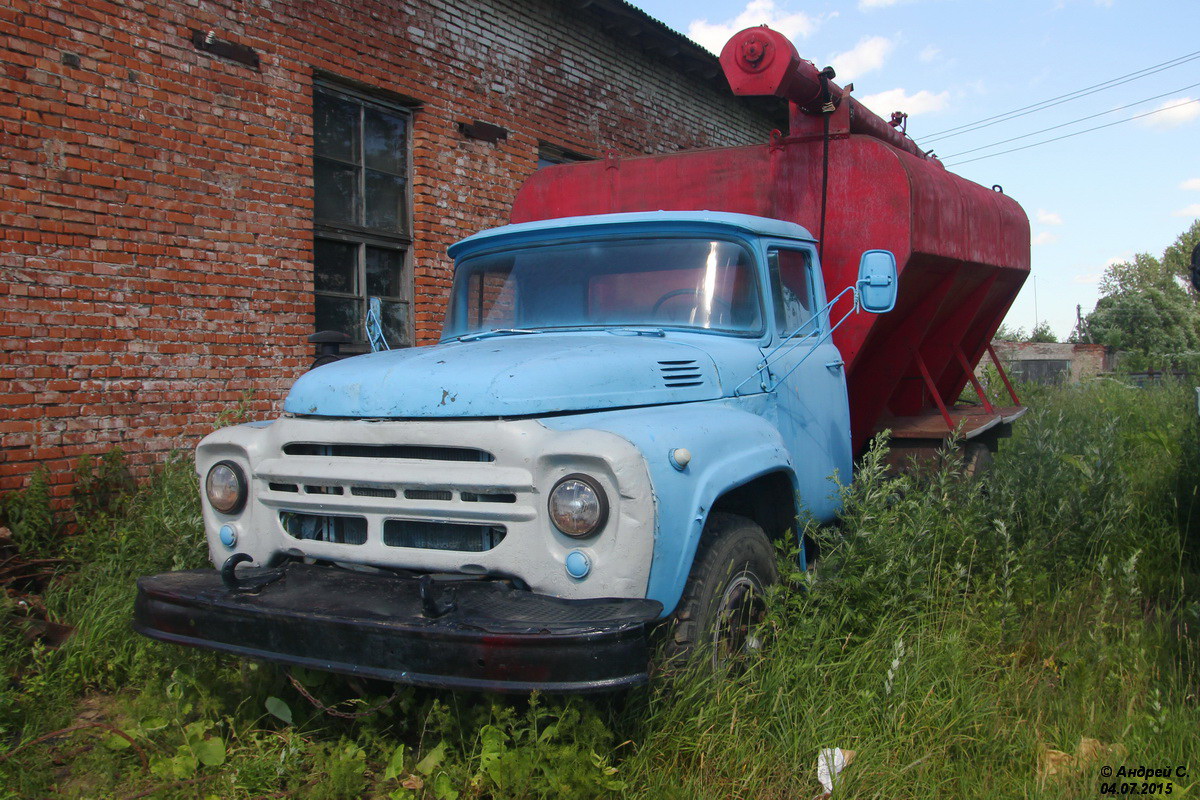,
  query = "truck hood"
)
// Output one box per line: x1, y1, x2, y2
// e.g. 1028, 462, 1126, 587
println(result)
284, 332, 736, 418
